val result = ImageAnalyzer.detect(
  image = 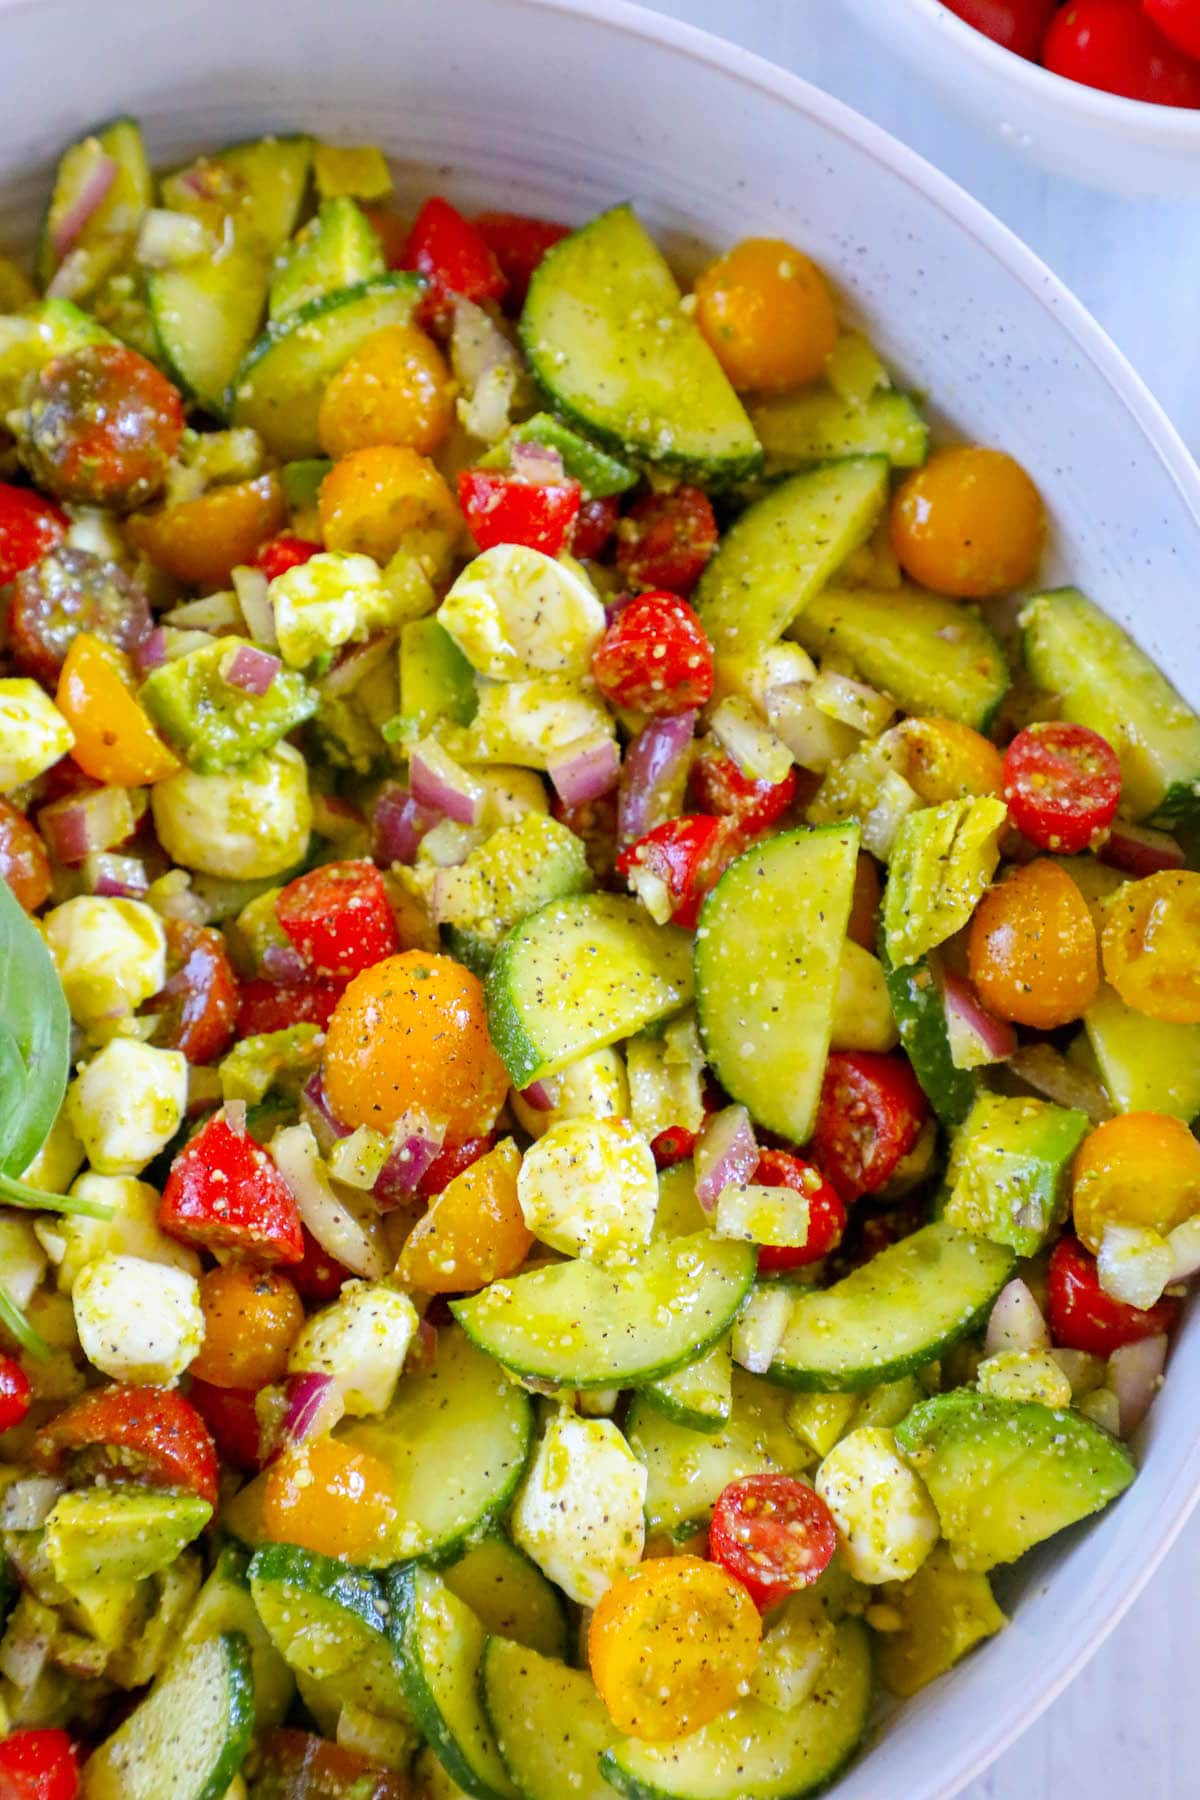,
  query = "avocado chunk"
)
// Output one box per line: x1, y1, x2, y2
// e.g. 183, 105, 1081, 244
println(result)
480, 410, 638, 500
44, 1484, 211, 1590
269, 197, 386, 321
140, 636, 317, 773
883, 797, 1008, 969
878, 1543, 1006, 1697
945, 1092, 1091, 1257
388, 616, 477, 749
437, 812, 593, 975
894, 1389, 1136, 1572
62, 1576, 155, 1653
1083, 983, 1200, 1122
219, 1022, 325, 1105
